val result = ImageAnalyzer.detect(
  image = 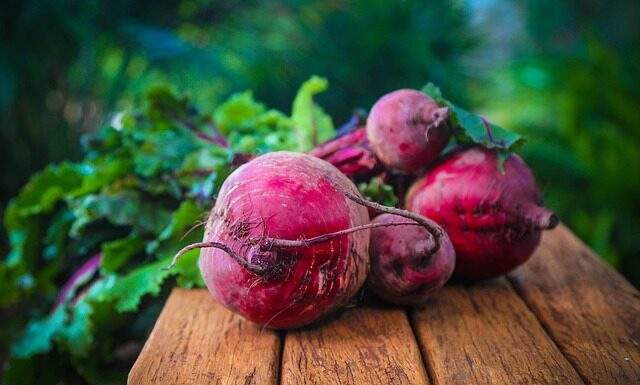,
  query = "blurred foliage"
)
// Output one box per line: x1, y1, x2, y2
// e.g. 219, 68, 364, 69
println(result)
1, 0, 639, 382
472, 0, 640, 285
0, 0, 474, 225
1, 80, 322, 384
